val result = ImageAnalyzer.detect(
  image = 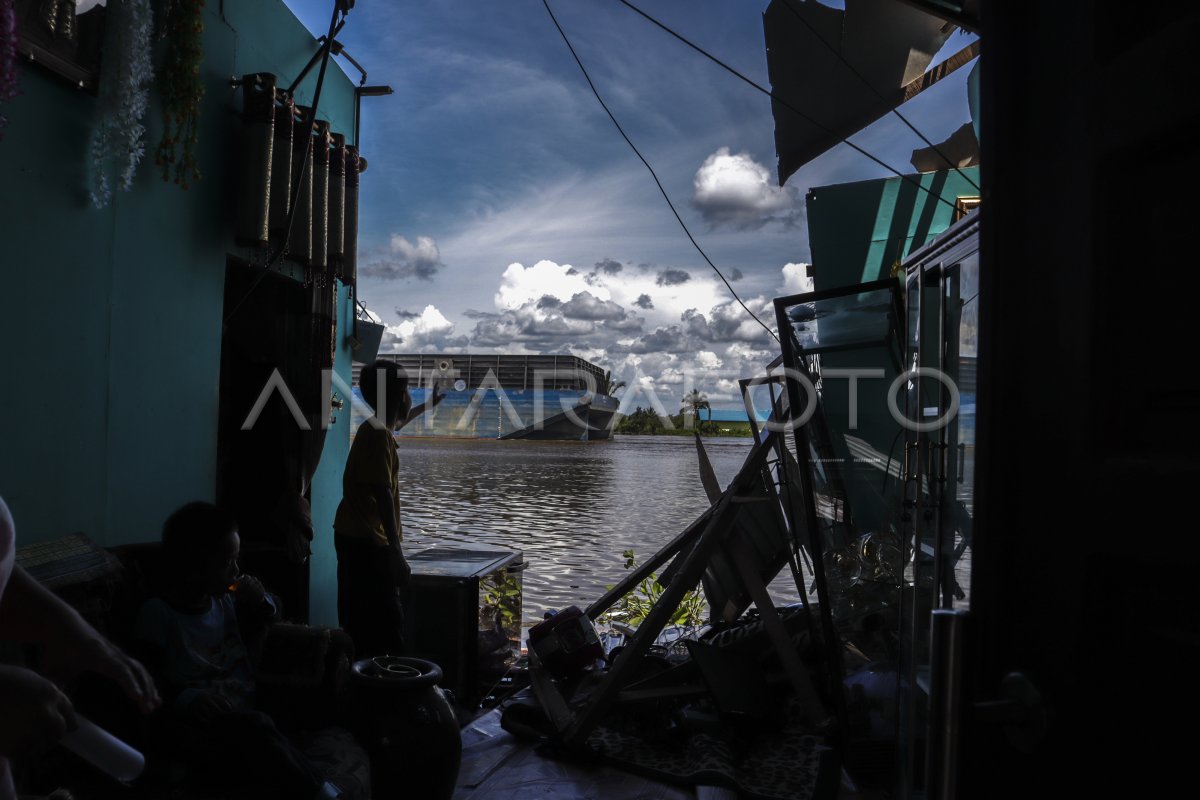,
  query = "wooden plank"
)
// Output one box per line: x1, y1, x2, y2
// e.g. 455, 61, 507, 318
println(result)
563, 433, 779, 747
900, 41, 981, 103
